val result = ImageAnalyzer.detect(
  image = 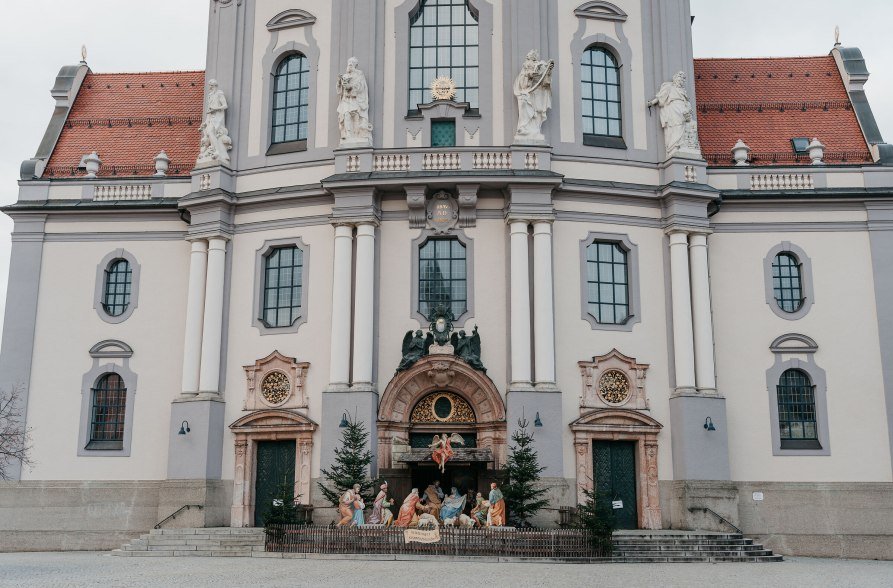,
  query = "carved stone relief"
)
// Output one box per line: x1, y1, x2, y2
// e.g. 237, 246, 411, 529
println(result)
243, 351, 310, 410
579, 349, 649, 410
